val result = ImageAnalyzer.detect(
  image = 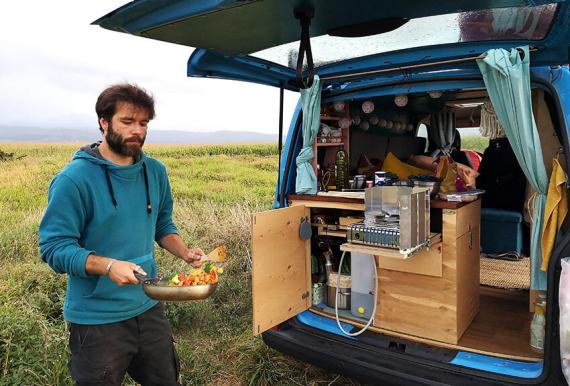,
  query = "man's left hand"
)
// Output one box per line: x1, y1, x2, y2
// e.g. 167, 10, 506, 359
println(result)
185, 248, 205, 268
